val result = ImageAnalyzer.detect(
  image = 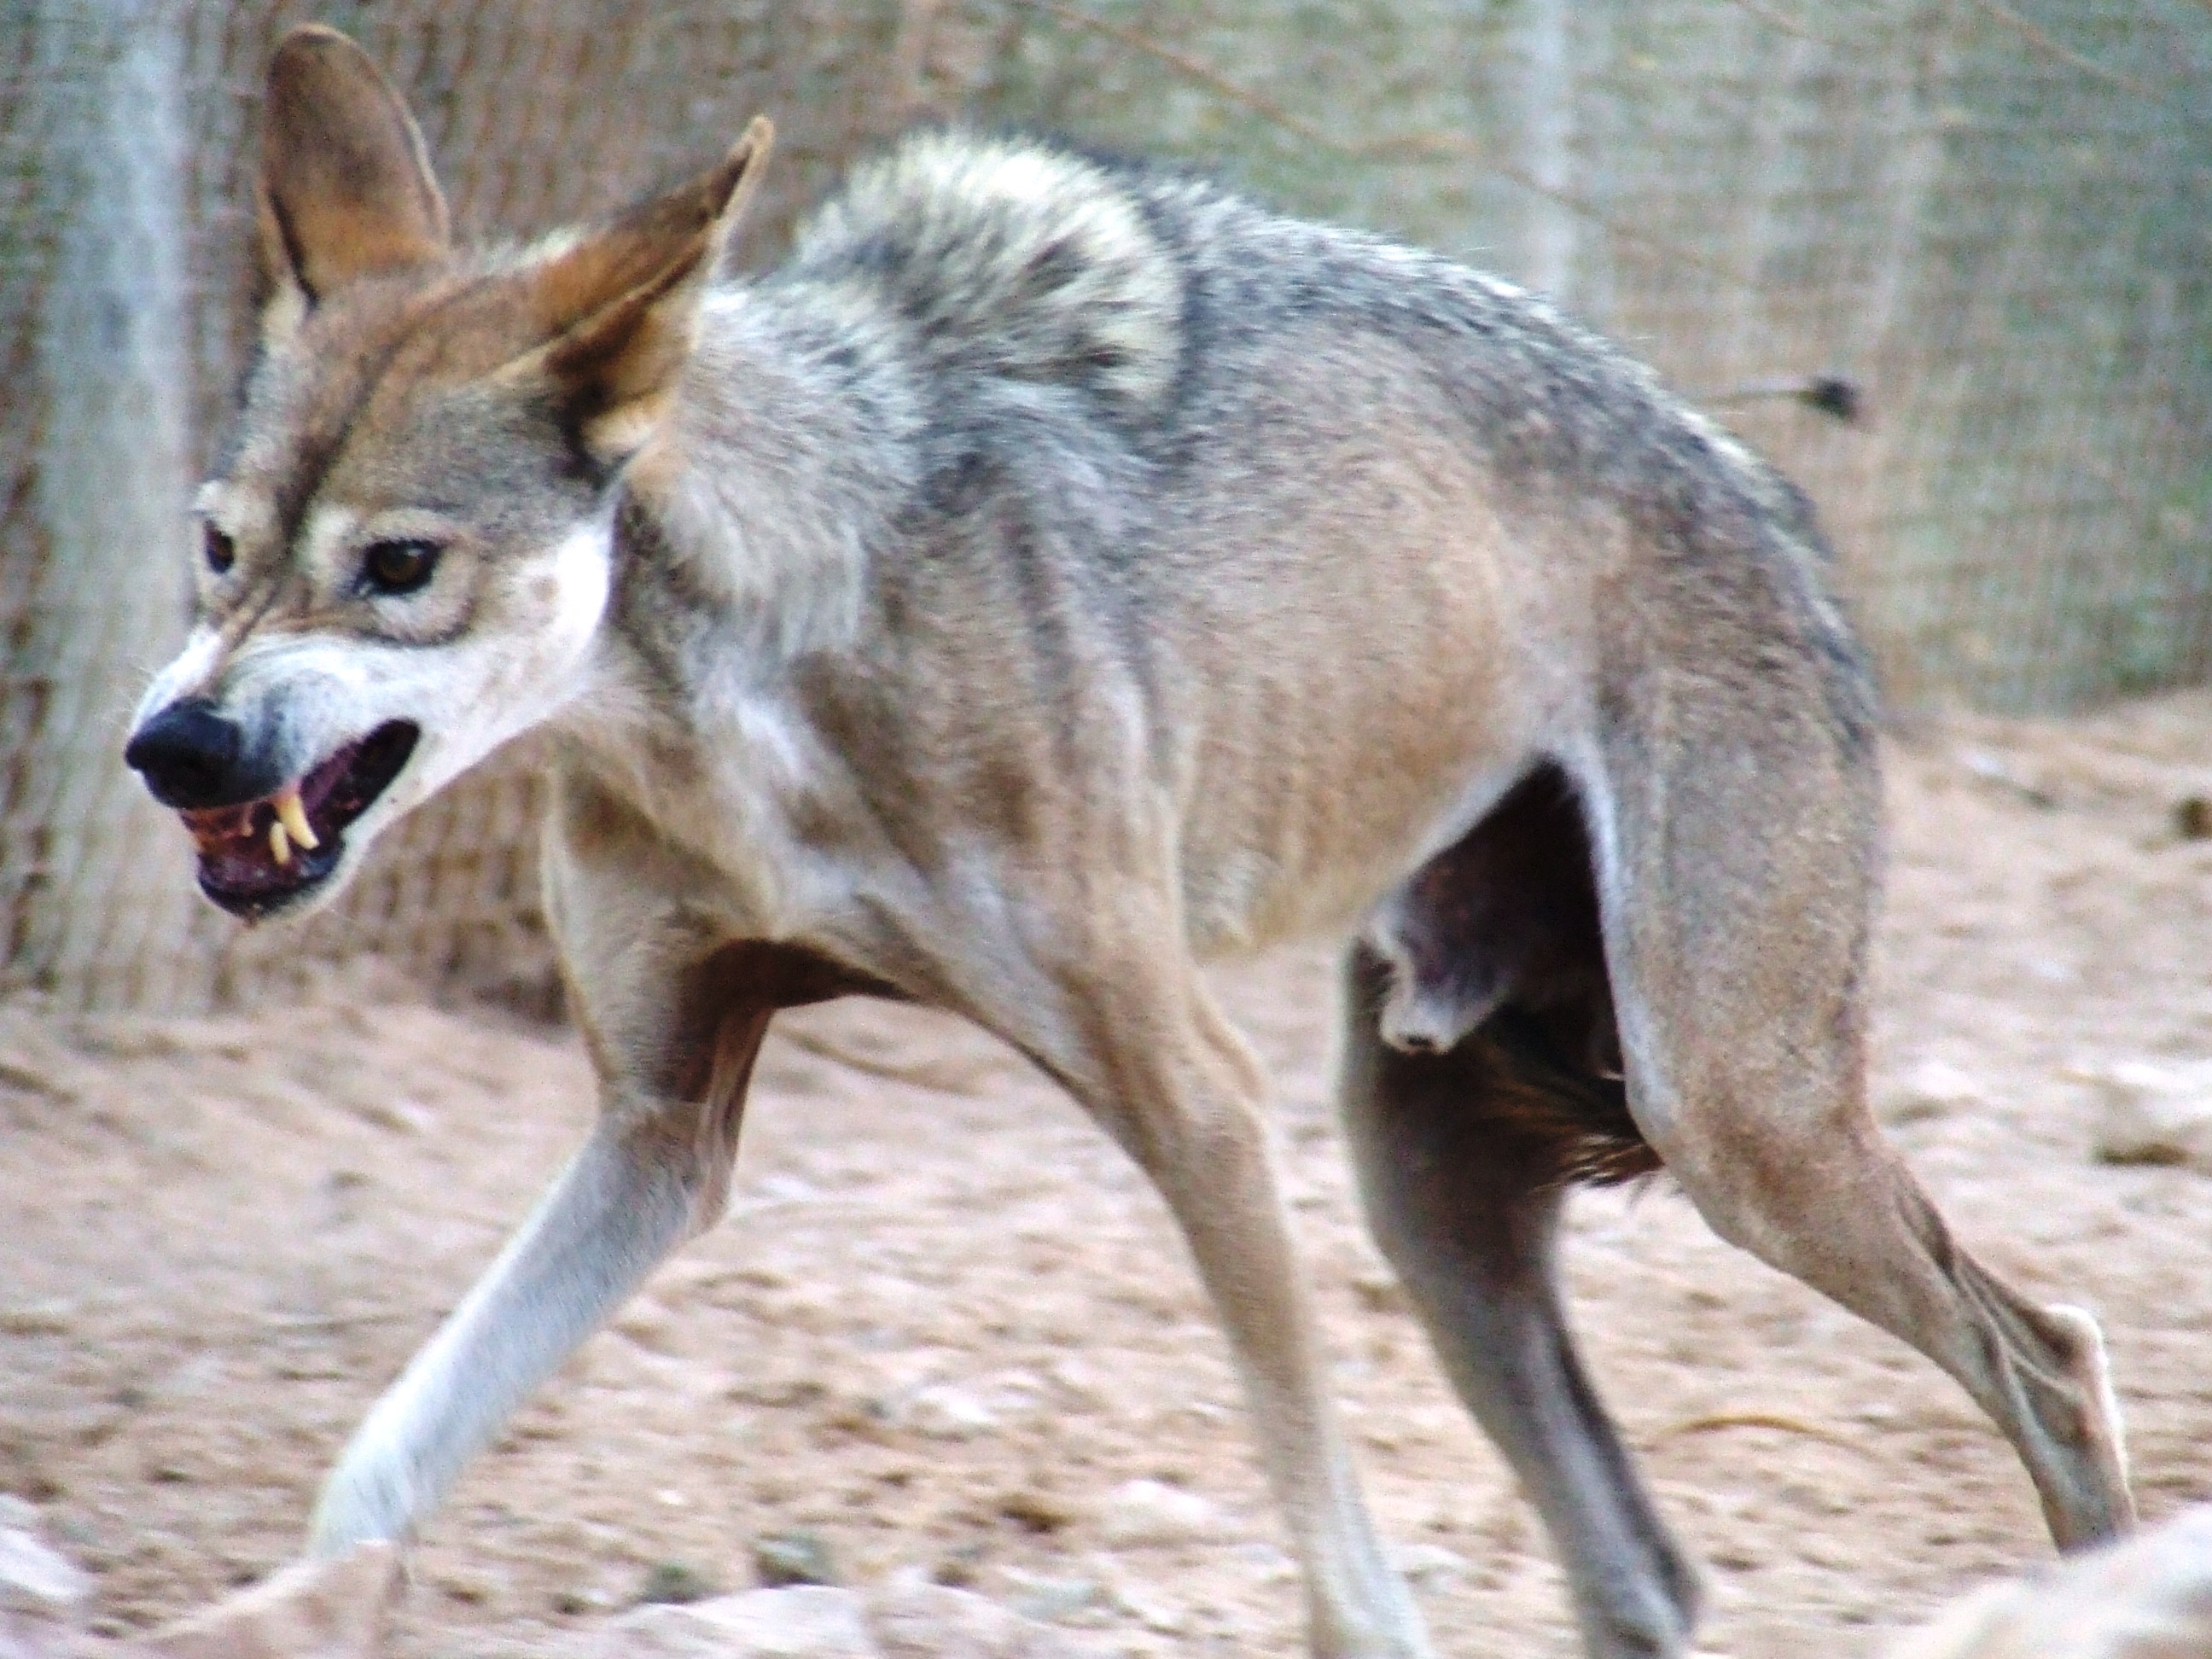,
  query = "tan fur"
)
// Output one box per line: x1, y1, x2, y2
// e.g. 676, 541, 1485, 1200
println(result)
513, 119, 774, 462
257, 28, 448, 306
127, 32, 2138, 1659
